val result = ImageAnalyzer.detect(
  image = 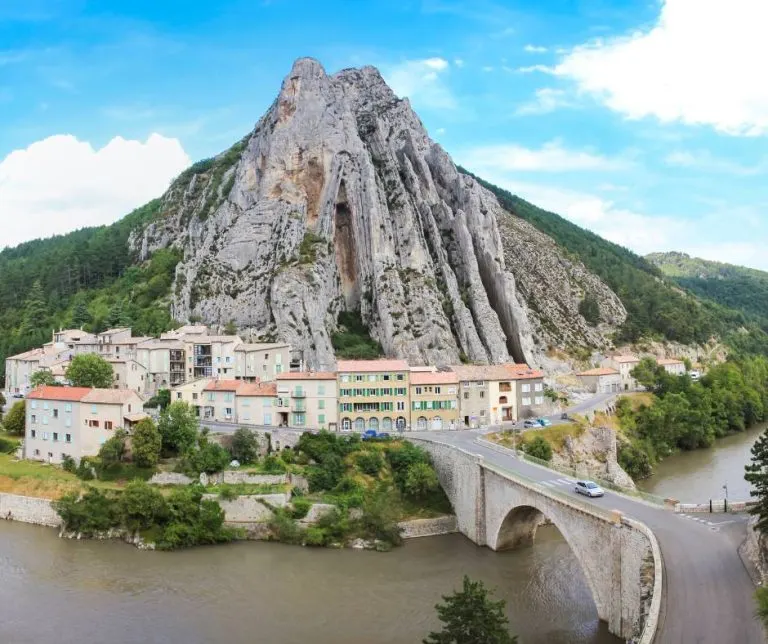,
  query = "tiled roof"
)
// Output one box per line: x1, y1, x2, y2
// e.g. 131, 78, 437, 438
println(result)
203, 379, 248, 392
276, 371, 336, 381
99, 328, 131, 336
136, 339, 184, 350
27, 386, 92, 401
337, 359, 409, 373
7, 348, 46, 361
450, 363, 544, 381
124, 412, 150, 423
82, 389, 143, 404
577, 367, 620, 376
657, 358, 684, 365
189, 335, 241, 344
238, 382, 277, 396
610, 355, 640, 363
236, 342, 290, 351
410, 370, 459, 385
